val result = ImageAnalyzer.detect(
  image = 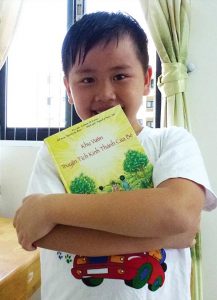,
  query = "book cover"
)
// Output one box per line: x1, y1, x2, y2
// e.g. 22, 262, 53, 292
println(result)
44, 105, 153, 194
44, 105, 167, 291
